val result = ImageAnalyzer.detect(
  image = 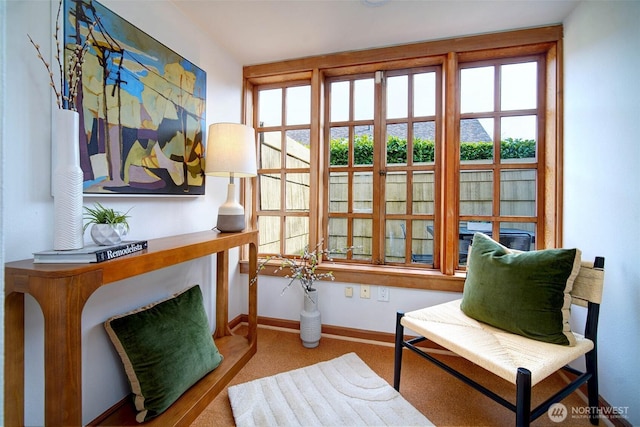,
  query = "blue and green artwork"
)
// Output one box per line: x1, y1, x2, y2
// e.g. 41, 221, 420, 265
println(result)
64, 0, 207, 195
